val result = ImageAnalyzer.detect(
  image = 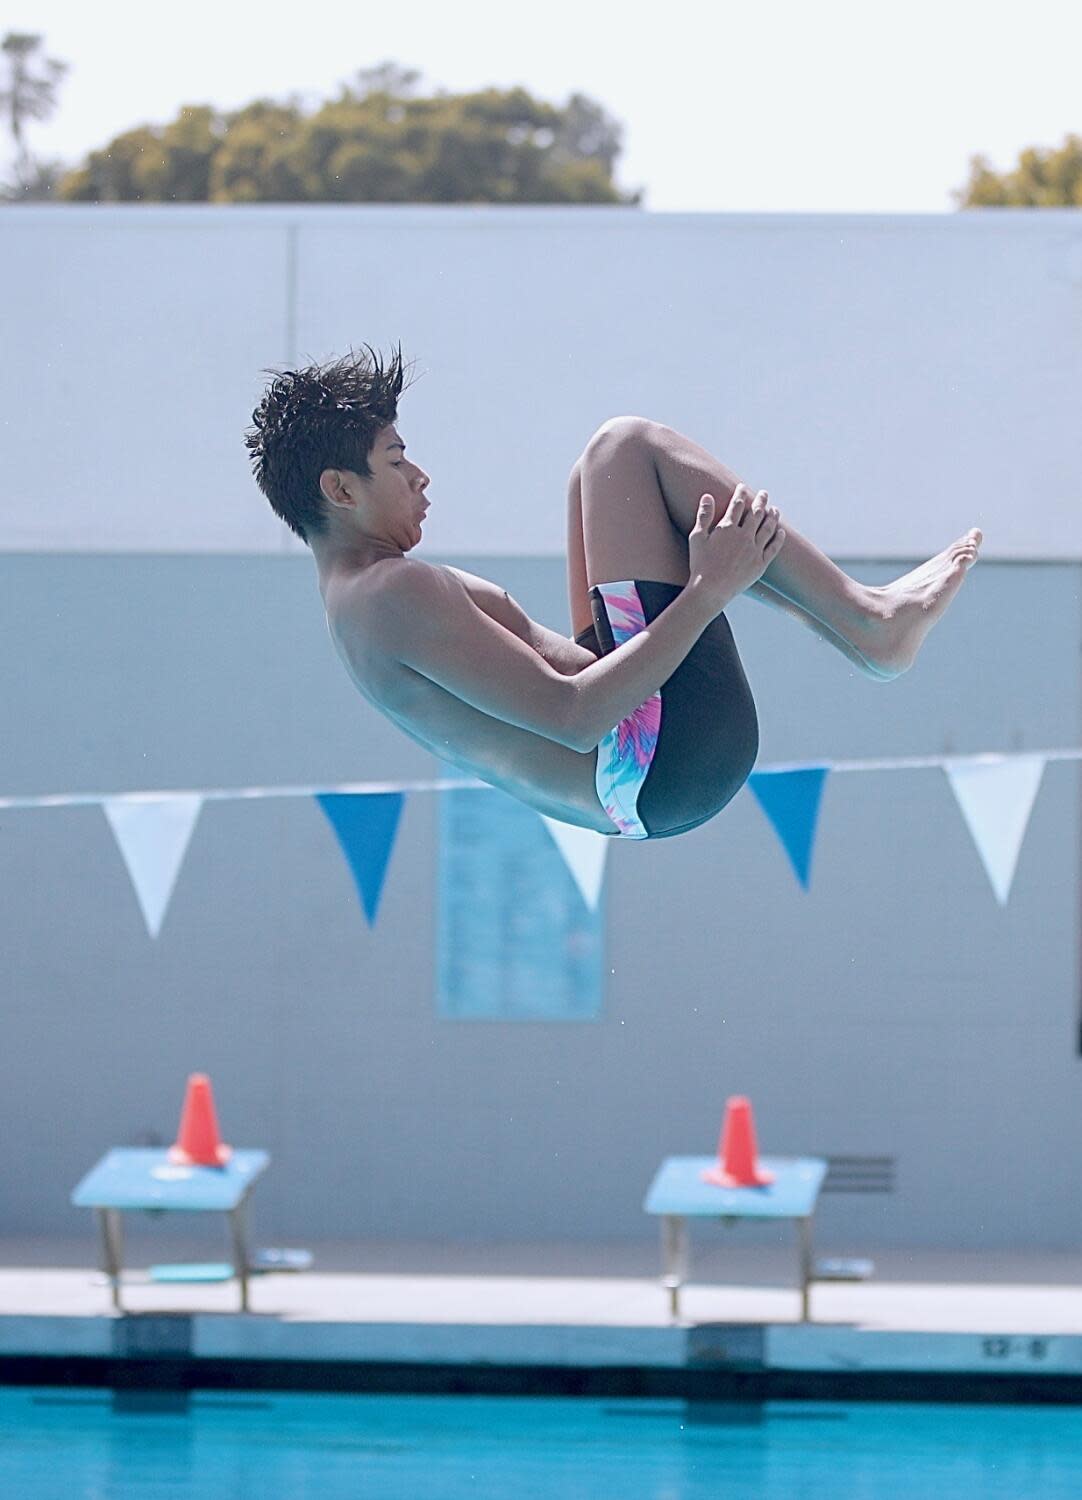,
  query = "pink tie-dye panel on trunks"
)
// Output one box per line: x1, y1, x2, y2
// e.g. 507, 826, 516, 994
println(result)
593, 581, 662, 838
